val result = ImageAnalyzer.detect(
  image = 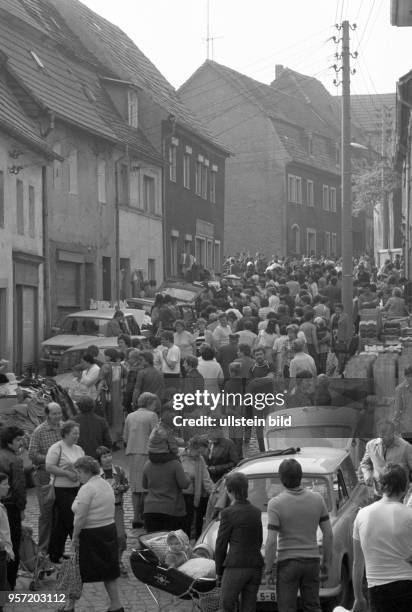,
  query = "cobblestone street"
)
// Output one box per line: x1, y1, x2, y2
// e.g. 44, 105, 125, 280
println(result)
7, 449, 194, 612
7, 442, 260, 612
